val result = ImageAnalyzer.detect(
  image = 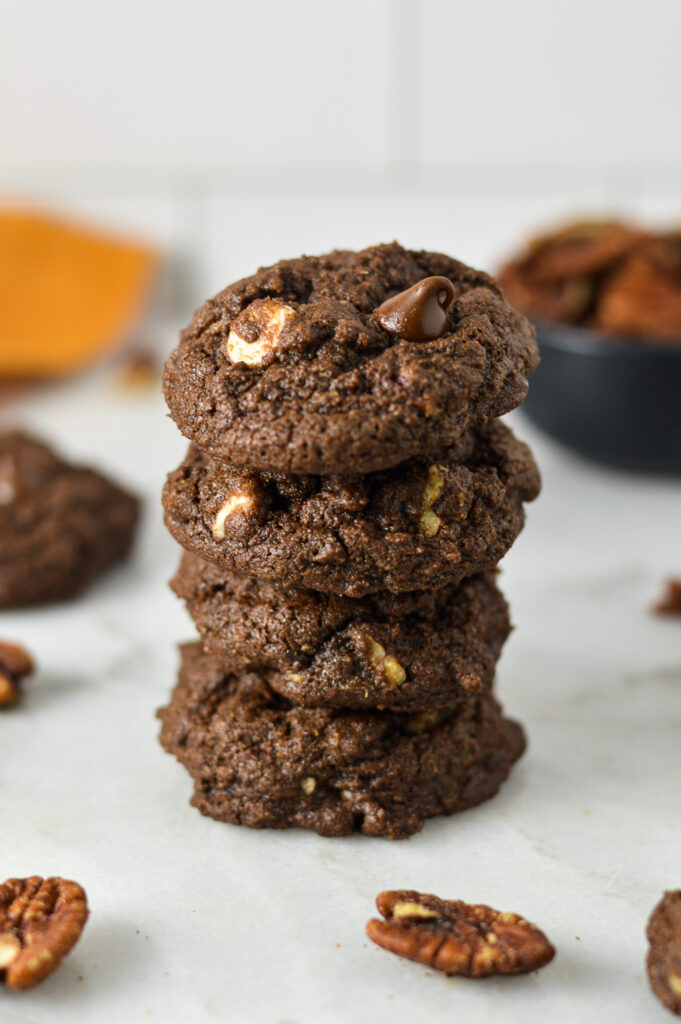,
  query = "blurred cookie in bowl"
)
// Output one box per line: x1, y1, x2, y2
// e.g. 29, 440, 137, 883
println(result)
499, 218, 681, 343
596, 232, 681, 342
499, 220, 647, 328
498, 218, 681, 471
